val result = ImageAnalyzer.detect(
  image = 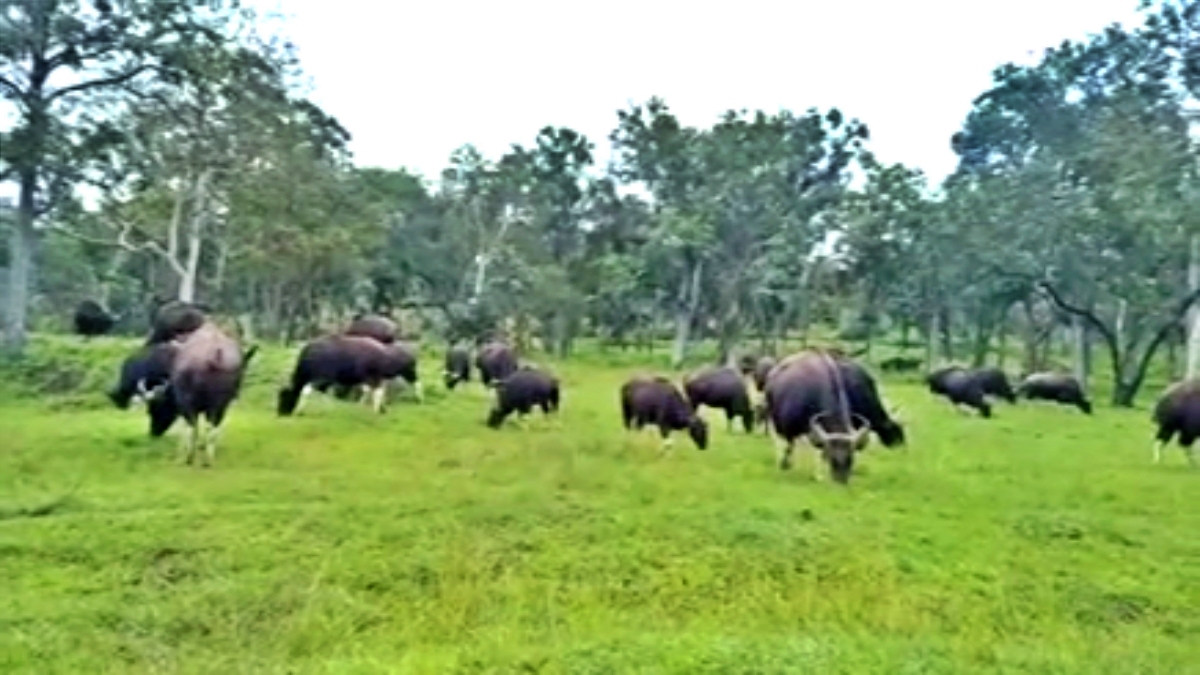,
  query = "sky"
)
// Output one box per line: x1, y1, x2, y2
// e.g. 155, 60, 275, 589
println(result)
244, 0, 1147, 186
0, 0, 1150, 204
